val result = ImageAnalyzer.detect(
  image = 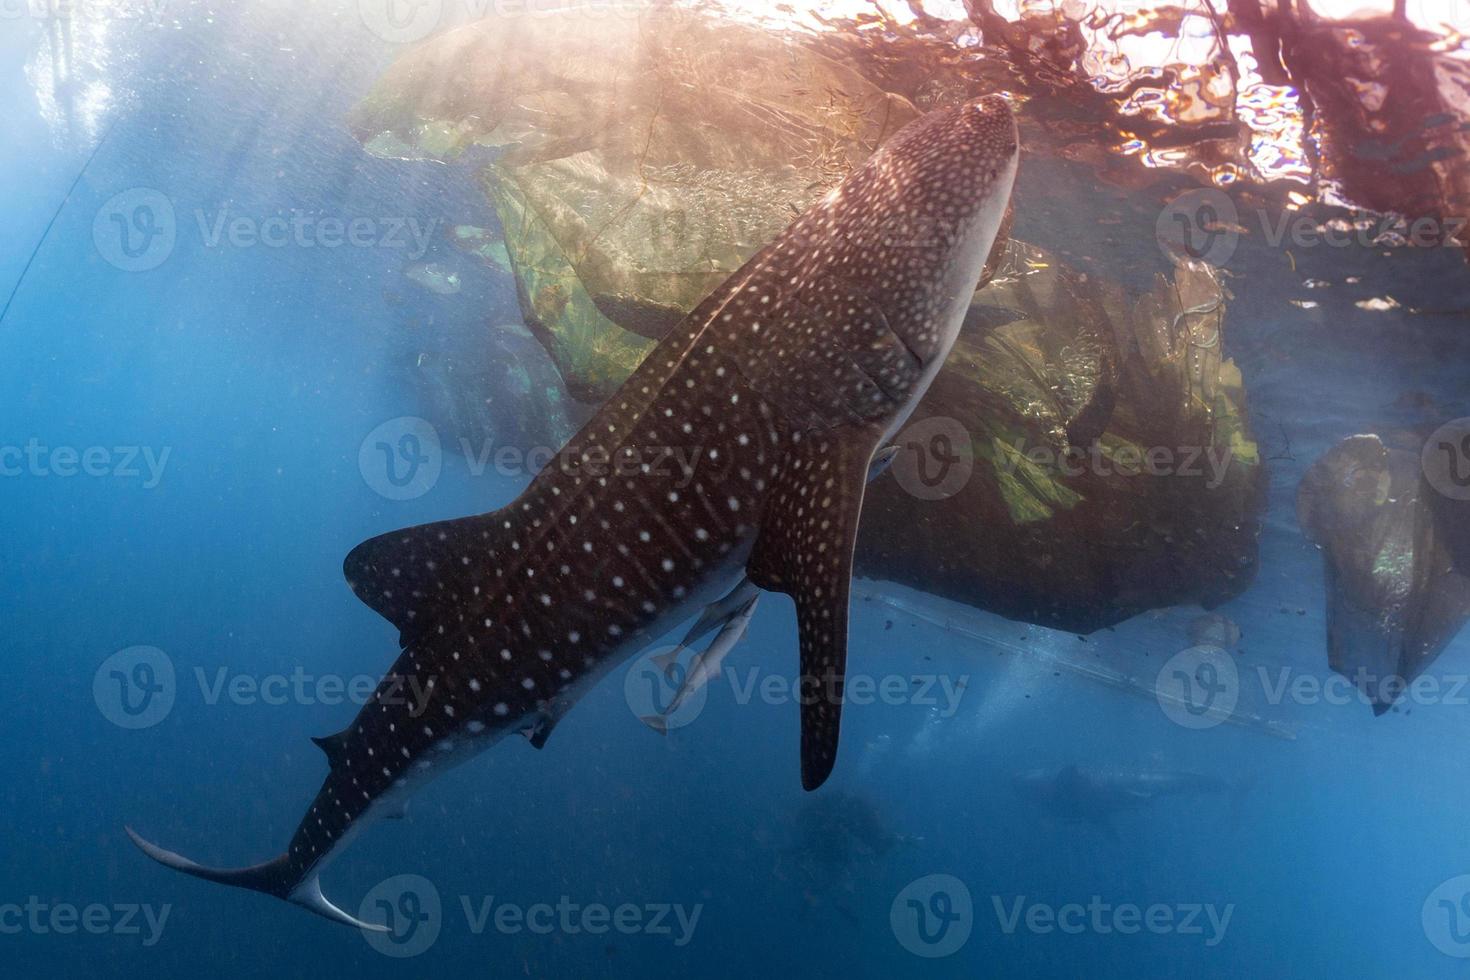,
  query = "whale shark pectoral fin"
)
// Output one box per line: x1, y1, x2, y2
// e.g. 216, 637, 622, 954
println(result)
289, 876, 389, 932
748, 424, 885, 792
518, 695, 575, 750
519, 715, 557, 749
